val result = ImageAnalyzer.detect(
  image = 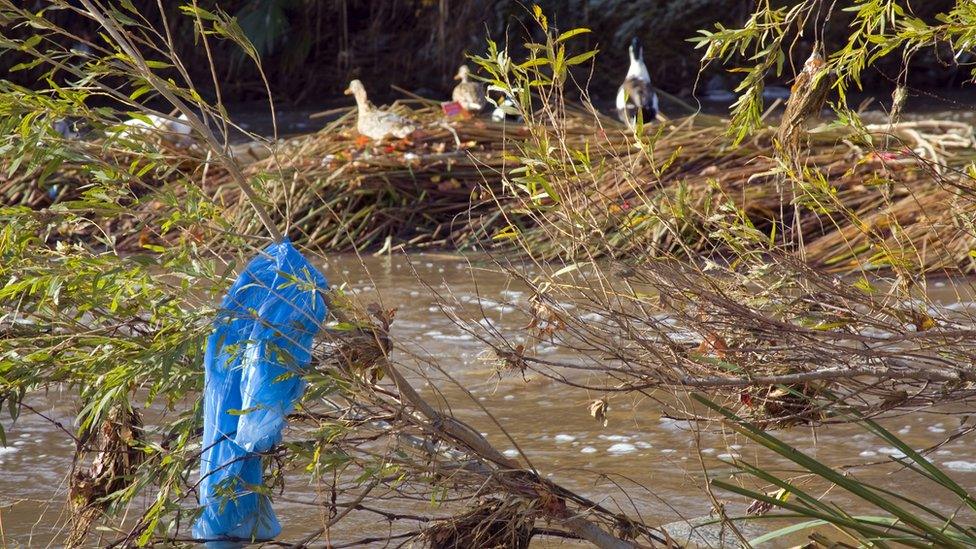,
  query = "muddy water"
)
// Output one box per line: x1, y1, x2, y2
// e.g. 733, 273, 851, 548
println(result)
3, 254, 976, 547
